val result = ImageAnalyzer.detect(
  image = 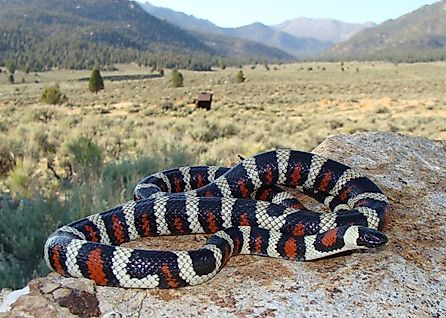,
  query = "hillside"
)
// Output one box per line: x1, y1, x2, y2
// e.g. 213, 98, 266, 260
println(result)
275, 18, 375, 43
0, 0, 213, 71
0, 0, 293, 72
139, 2, 332, 58
224, 23, 332, 58
139, 2, 223, 34
324, 0, 446, 62
197, 31, 296, 60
